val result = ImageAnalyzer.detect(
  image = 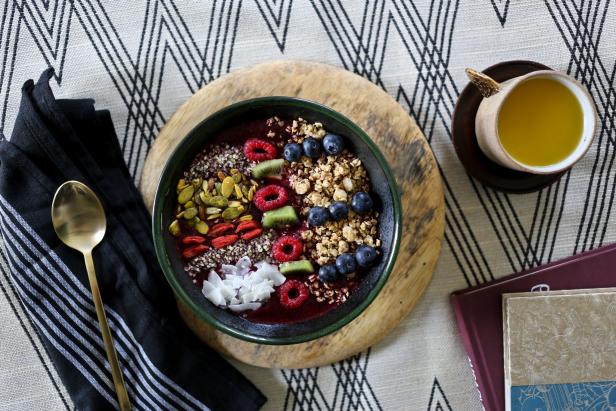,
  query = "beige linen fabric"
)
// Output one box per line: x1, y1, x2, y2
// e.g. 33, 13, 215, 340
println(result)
1, 1, 615, 410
